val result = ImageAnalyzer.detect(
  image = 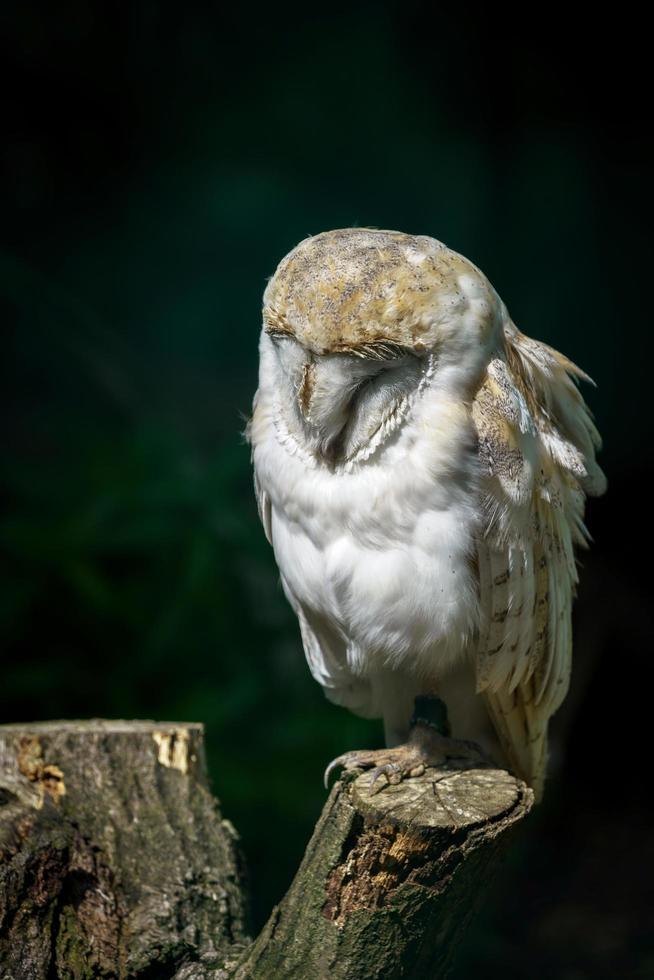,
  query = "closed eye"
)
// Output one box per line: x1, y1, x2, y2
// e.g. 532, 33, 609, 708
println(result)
334, 341, 414, 360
